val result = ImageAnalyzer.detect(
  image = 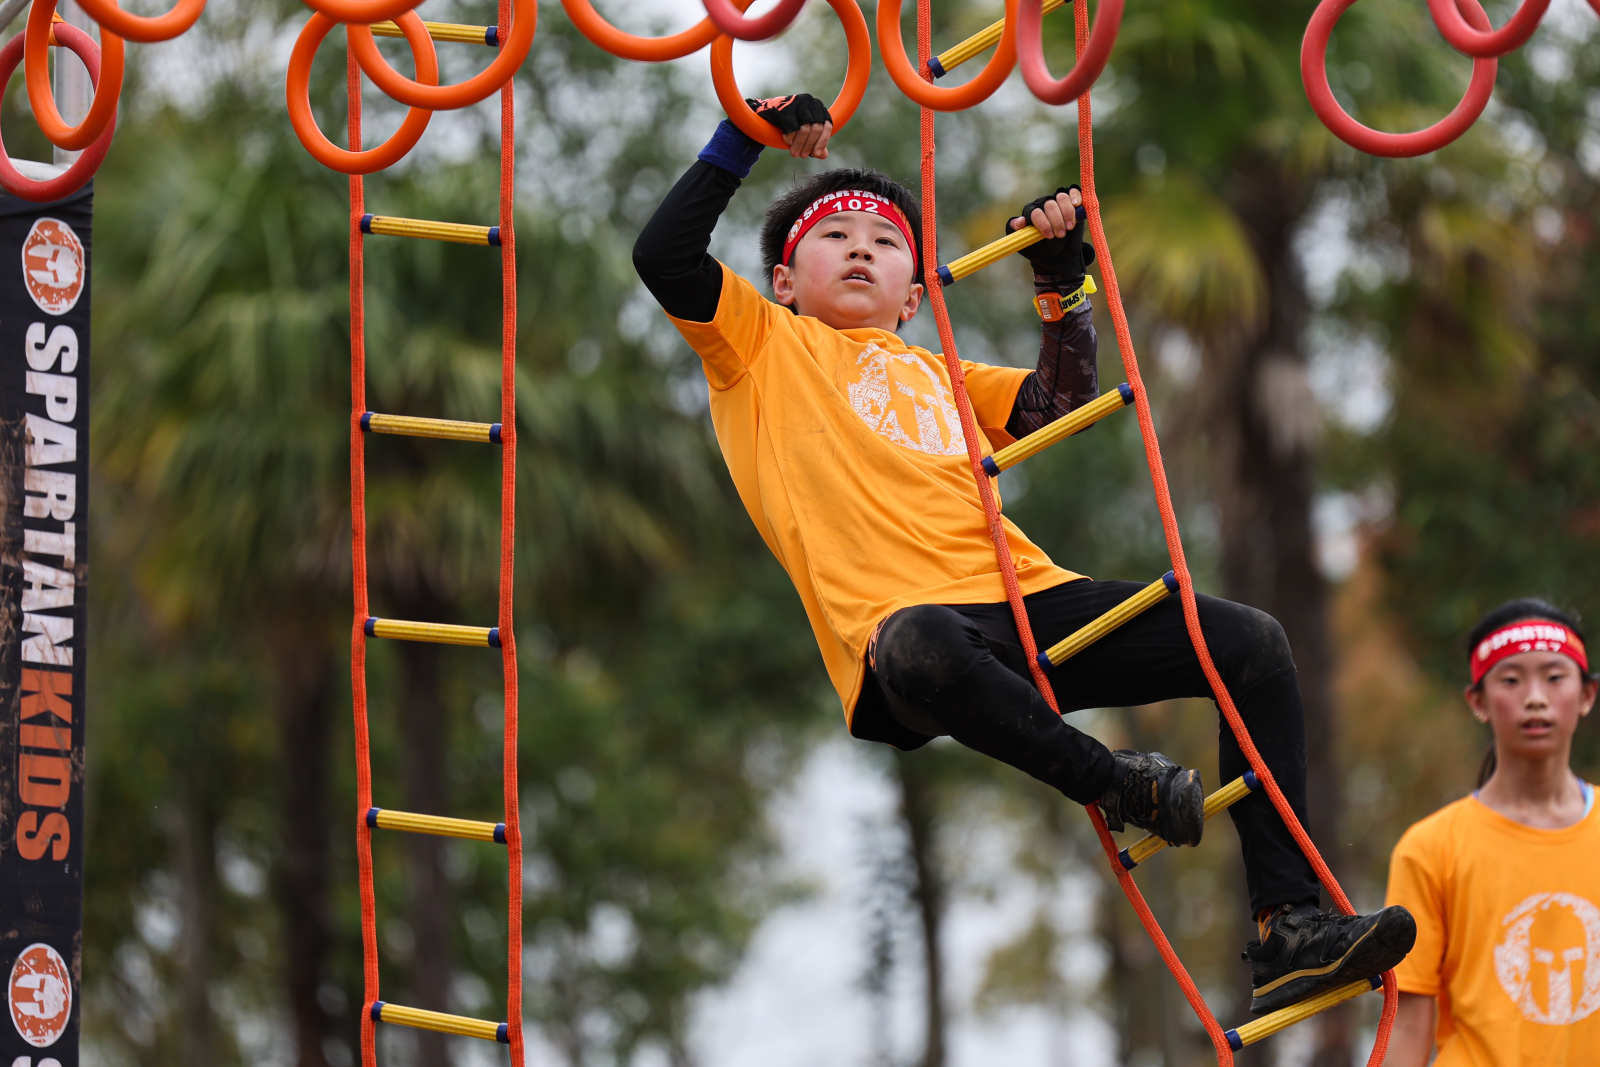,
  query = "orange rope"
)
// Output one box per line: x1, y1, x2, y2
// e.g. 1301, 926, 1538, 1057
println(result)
915, 0, 1398, 1058
1065, 0, 1398, 1056
496, 0, 526, 1058
346, 44, 380, 1067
